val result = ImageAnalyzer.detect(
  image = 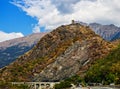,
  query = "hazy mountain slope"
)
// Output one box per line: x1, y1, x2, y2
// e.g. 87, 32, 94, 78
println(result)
111, 31, 120, 41
0, 33, 46, 68
0, 23, 115, 82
